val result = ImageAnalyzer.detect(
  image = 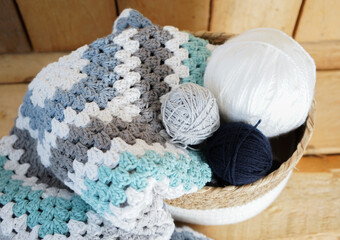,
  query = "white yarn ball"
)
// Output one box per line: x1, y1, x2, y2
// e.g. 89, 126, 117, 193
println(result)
161, 83, 220, 146
204, 28, 316, 137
